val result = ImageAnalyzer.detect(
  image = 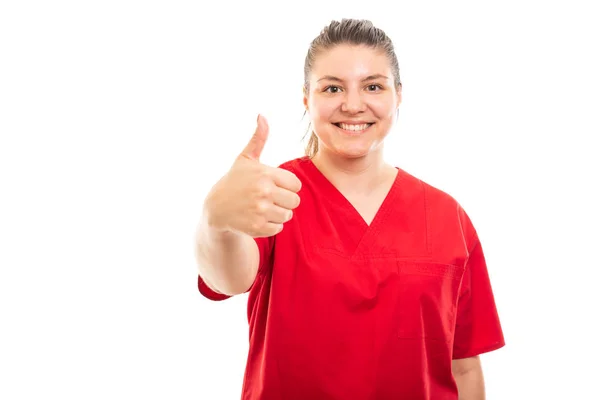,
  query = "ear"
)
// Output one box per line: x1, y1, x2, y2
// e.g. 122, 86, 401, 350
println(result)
303, 86, 309, 110
396, 85, 403, 107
